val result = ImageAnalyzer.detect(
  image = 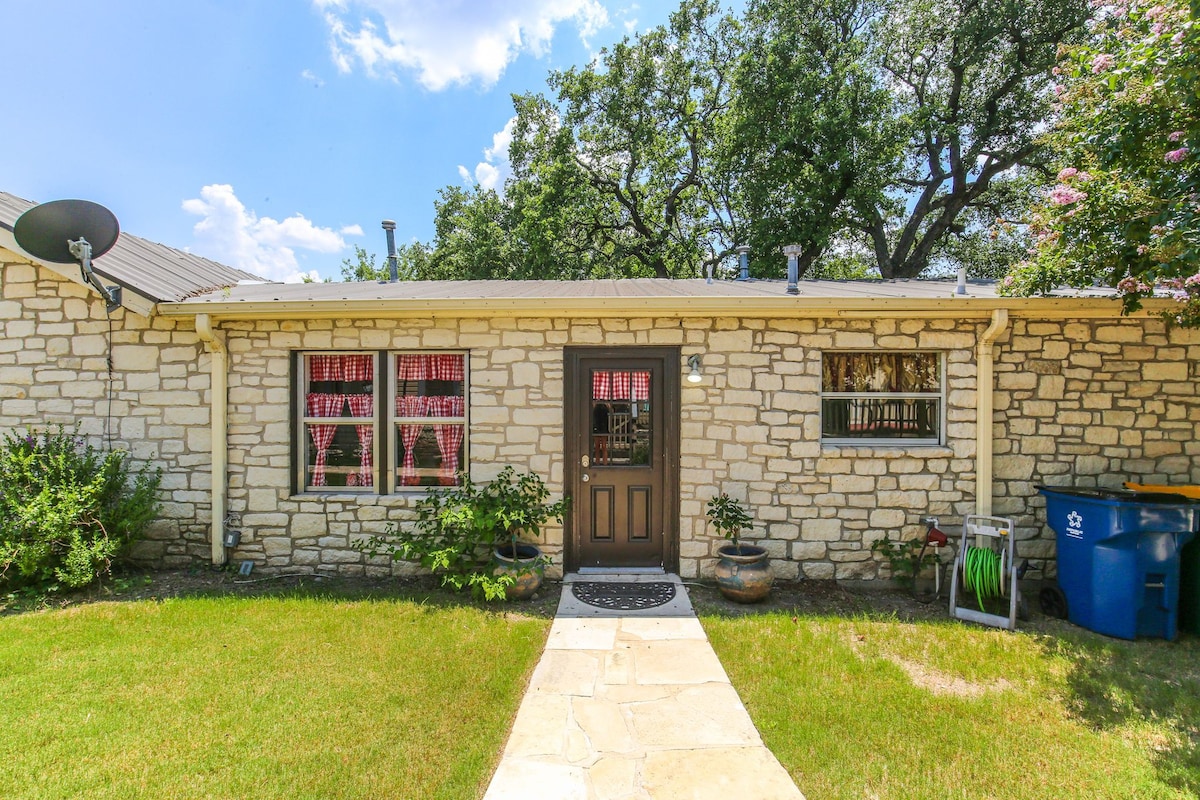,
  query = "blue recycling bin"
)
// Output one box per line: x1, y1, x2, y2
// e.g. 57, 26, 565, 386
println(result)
1037, 486, 1200, 640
